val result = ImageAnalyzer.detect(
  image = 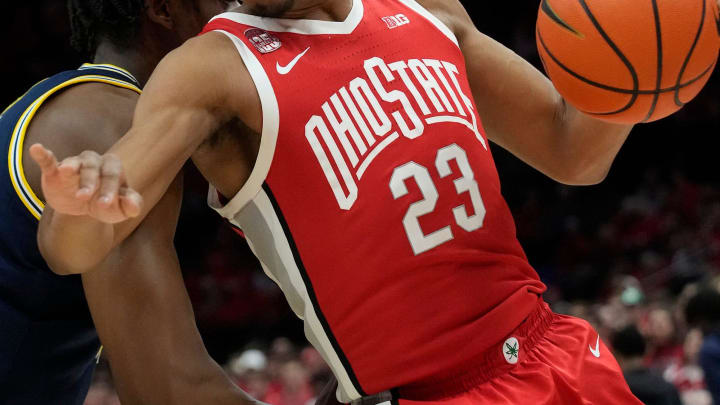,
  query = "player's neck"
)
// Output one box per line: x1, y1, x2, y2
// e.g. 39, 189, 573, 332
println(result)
93, 41, 156, 87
